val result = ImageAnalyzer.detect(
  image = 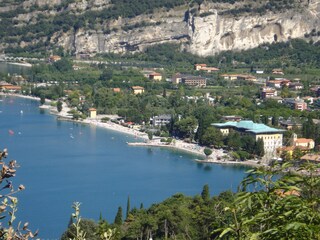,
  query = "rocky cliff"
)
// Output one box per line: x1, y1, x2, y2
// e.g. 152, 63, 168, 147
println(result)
1, 0, 320, 56
186, 0, 320, 56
